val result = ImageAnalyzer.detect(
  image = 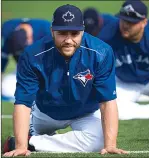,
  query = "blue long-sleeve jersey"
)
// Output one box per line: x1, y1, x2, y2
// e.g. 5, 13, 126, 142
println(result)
1, 18, 52, 72
14, 33, 116, 120
98, 15, 149, 85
